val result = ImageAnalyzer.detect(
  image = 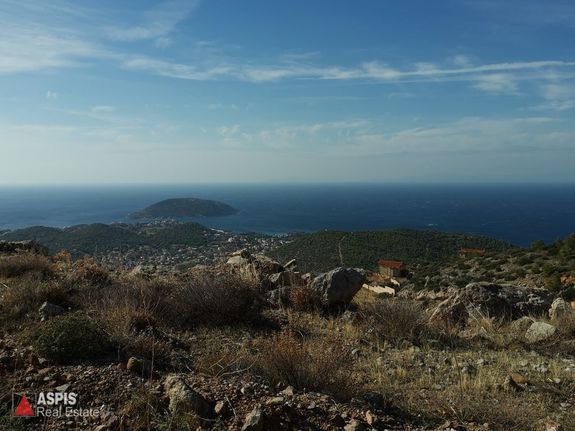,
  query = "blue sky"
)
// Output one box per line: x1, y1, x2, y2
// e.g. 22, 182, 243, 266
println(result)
1, 0, 575, 183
